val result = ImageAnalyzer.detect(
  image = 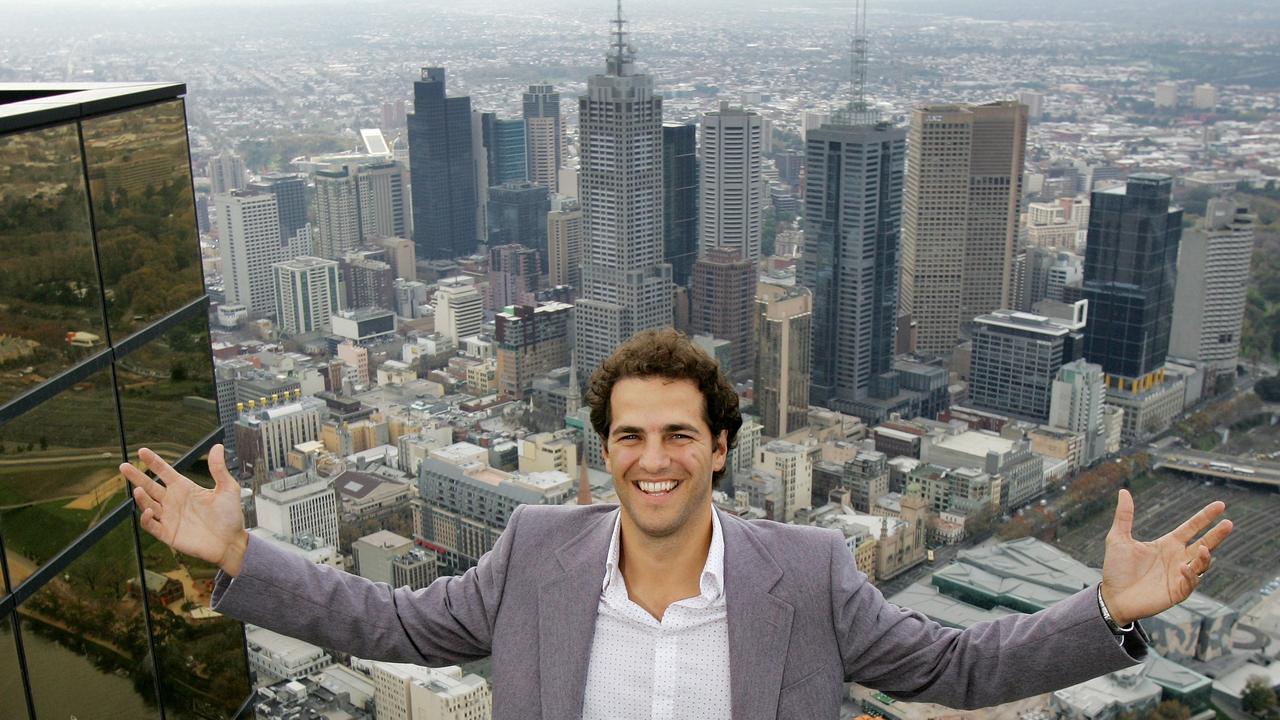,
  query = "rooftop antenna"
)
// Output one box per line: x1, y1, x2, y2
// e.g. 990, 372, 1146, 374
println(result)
608, 0, 631, 76
836, 0, 880, 125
